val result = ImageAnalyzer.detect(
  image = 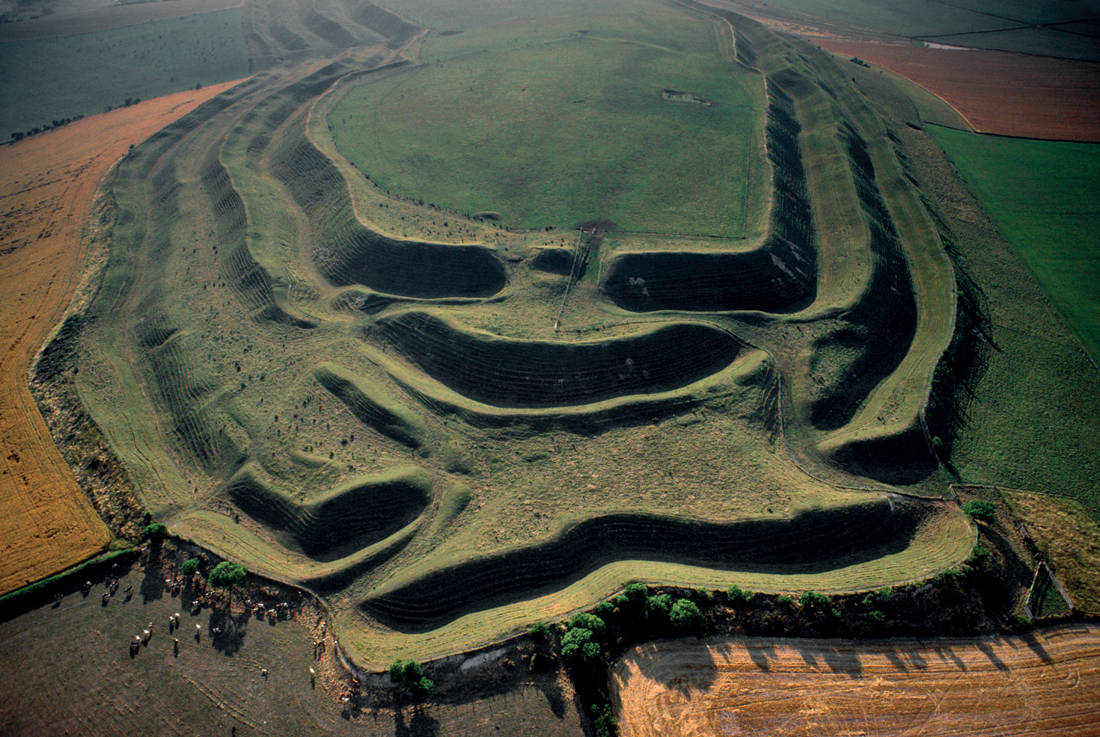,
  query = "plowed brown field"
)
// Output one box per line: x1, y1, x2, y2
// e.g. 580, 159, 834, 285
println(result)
0, 79, 243, 595
613, 624, 1100, 736
813, 40, 1100, 142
